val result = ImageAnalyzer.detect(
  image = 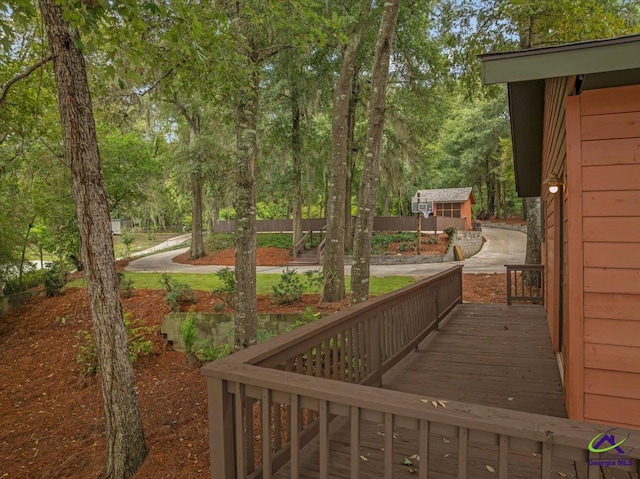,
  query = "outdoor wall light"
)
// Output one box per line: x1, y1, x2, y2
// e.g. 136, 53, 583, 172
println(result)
545, 175, 564, 194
